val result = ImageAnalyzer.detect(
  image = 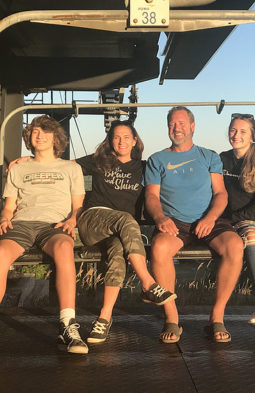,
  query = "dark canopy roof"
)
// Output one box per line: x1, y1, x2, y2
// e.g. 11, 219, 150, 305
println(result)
0, 0, 254, 92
